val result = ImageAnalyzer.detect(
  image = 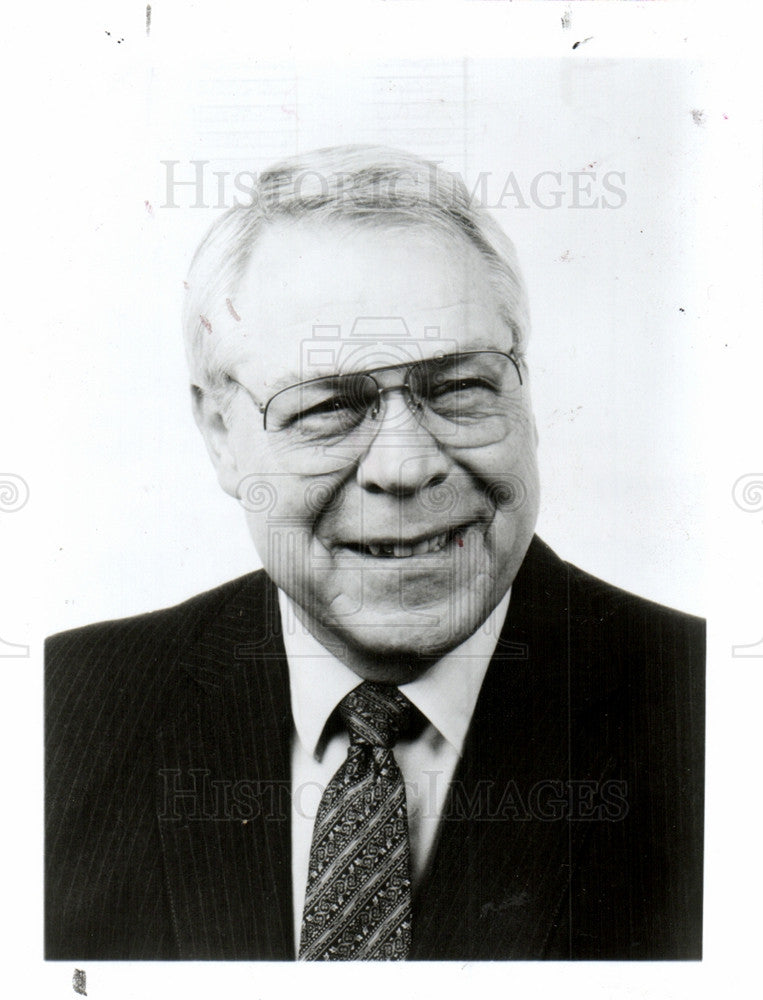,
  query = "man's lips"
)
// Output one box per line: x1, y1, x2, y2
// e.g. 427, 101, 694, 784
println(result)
335, 522, 480, 559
